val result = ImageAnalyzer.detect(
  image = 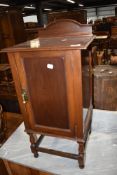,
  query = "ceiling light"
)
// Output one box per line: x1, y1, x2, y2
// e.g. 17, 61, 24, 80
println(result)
79, 3, 84, 6
44, 8, 52, 11
67, 0, 75, 4
0, 3, 10, 7
24, 6, 35, 9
